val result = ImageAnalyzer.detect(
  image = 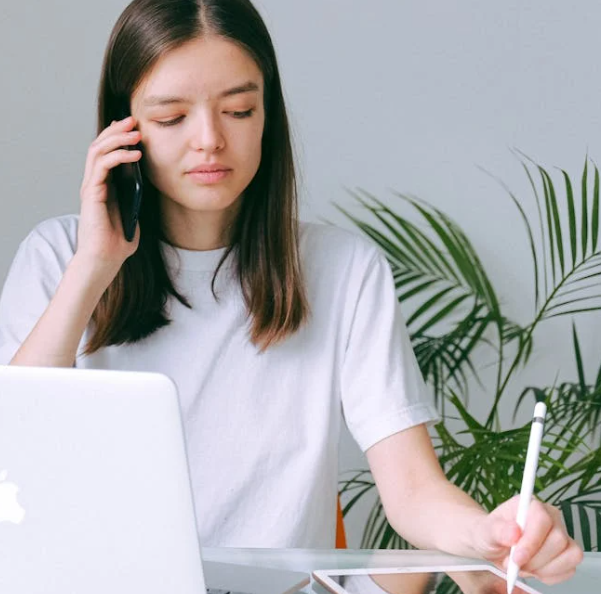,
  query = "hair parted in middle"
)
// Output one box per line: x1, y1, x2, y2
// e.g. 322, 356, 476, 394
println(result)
87, 0, 309, 355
